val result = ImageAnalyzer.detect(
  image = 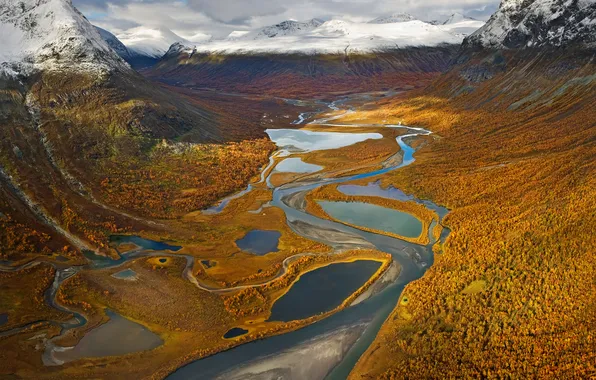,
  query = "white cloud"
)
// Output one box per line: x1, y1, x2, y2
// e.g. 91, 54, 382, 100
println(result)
75, 0, 500, 39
